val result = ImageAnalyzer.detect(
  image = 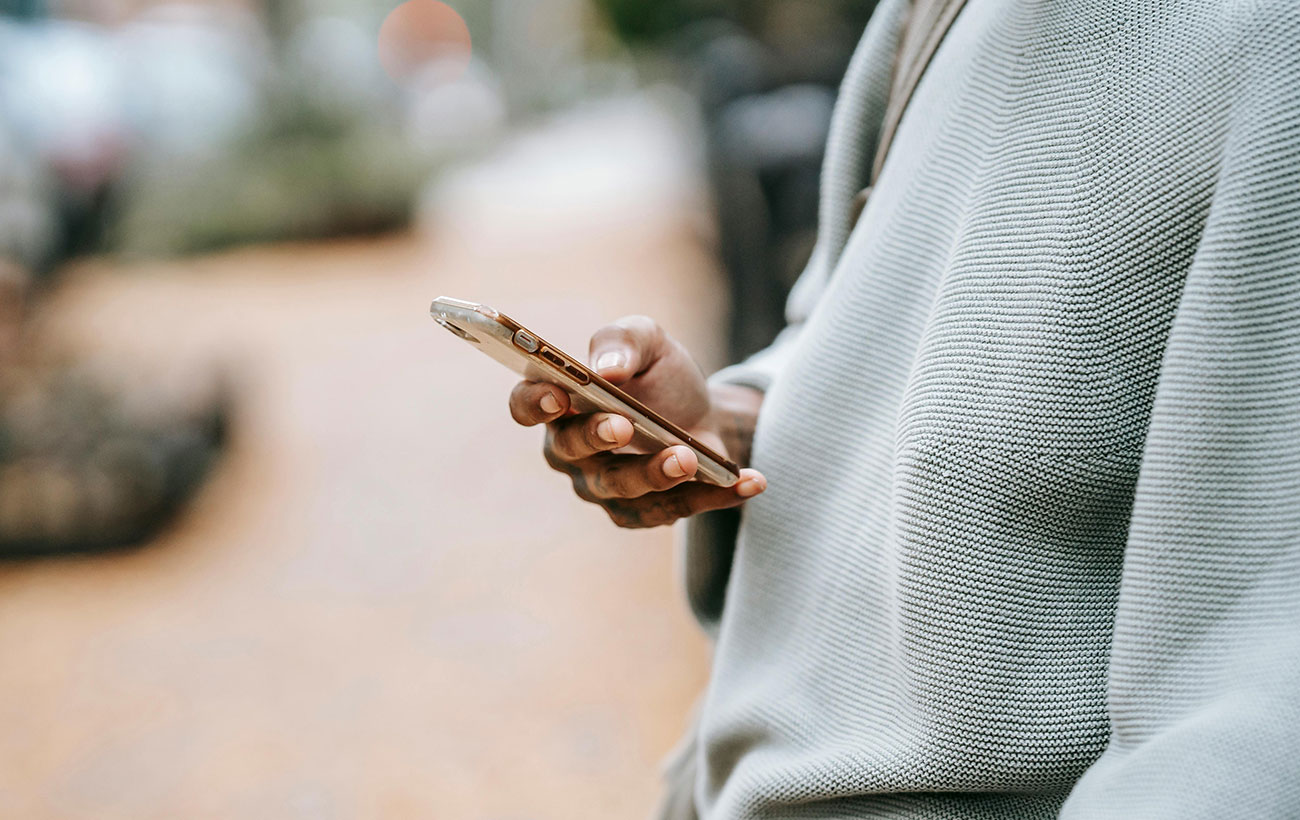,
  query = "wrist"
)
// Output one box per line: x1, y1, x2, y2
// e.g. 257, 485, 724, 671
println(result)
707, 383, 764, 467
